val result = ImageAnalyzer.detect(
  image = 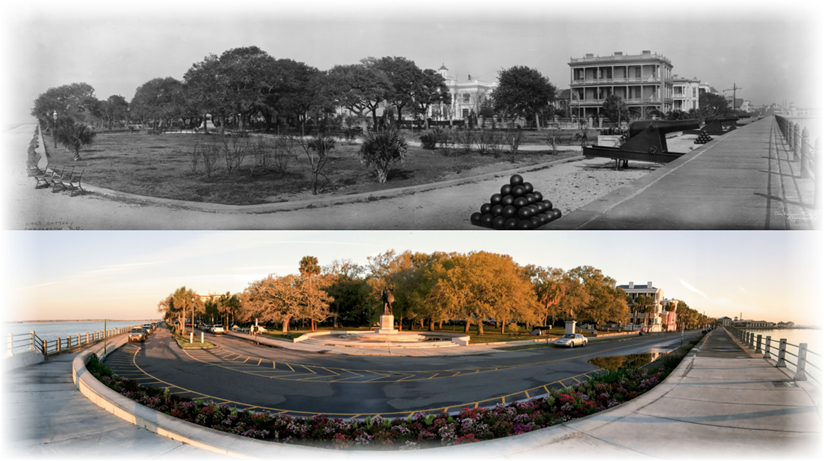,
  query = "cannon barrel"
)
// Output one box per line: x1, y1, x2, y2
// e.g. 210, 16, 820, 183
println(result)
705, 116, 738, 123
629, 119, 700, 138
